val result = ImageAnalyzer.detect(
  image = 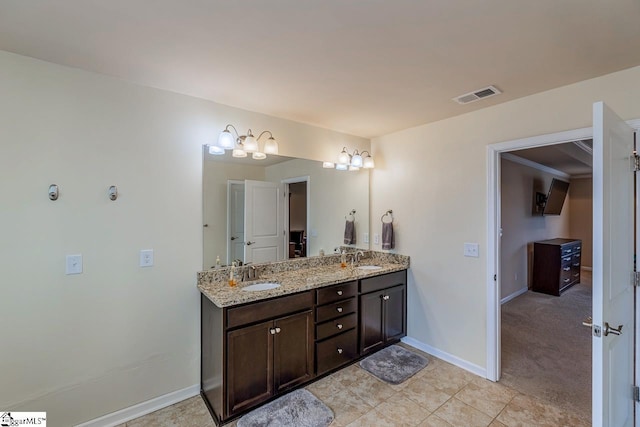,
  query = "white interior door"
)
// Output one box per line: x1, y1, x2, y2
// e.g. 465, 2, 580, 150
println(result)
227, 181, 245, 265
244, 180, 283, 264
592, 101, 635, 426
